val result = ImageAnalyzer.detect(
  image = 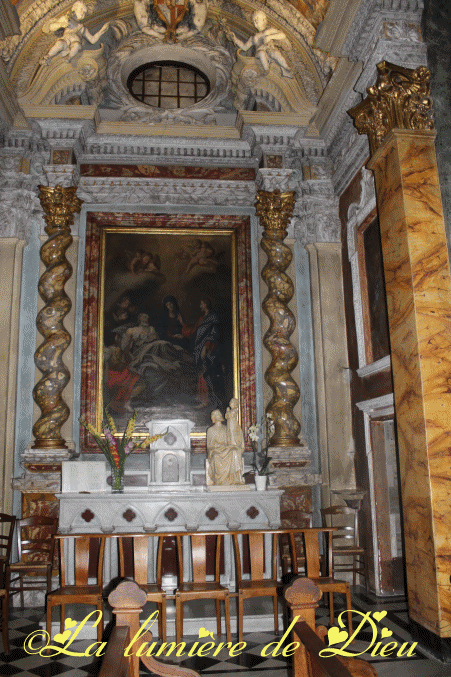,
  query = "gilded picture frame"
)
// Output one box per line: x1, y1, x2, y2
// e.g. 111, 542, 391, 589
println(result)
80, 212, 256, 453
